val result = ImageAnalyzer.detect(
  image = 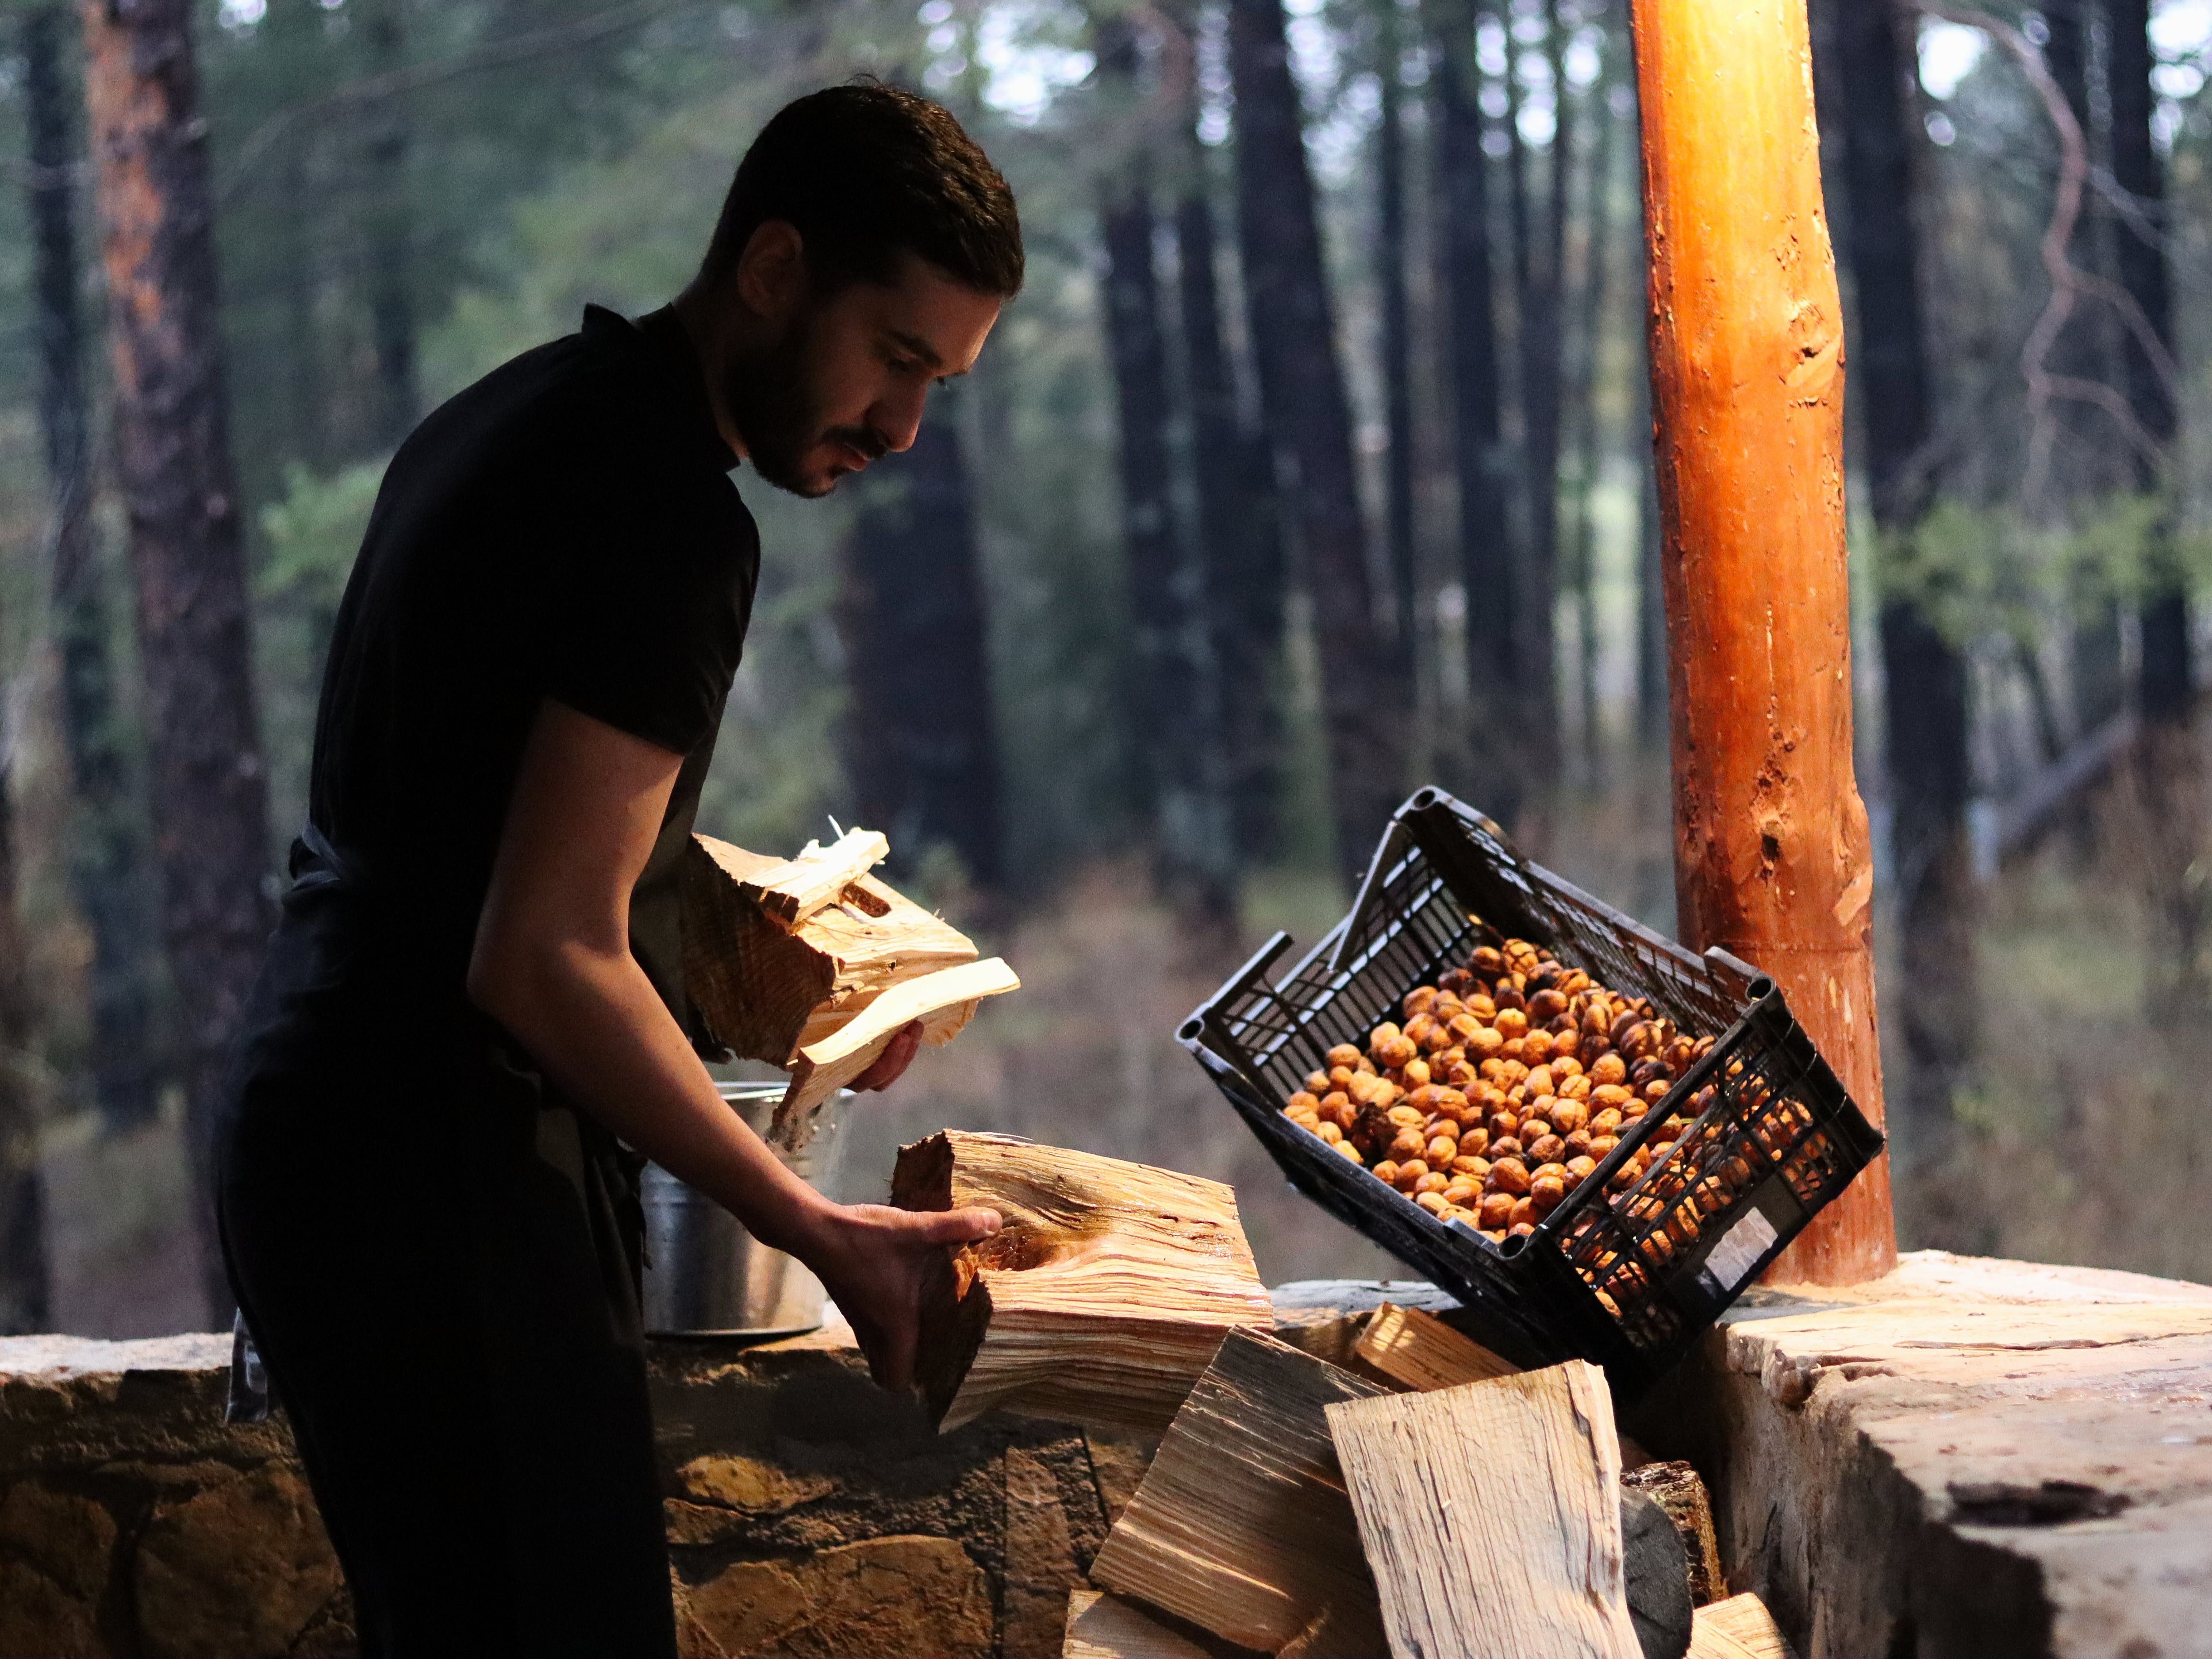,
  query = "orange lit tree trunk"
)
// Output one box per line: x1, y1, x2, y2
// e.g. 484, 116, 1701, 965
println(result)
1628, 0, 1893, 1283
83, 0, 273, 1321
